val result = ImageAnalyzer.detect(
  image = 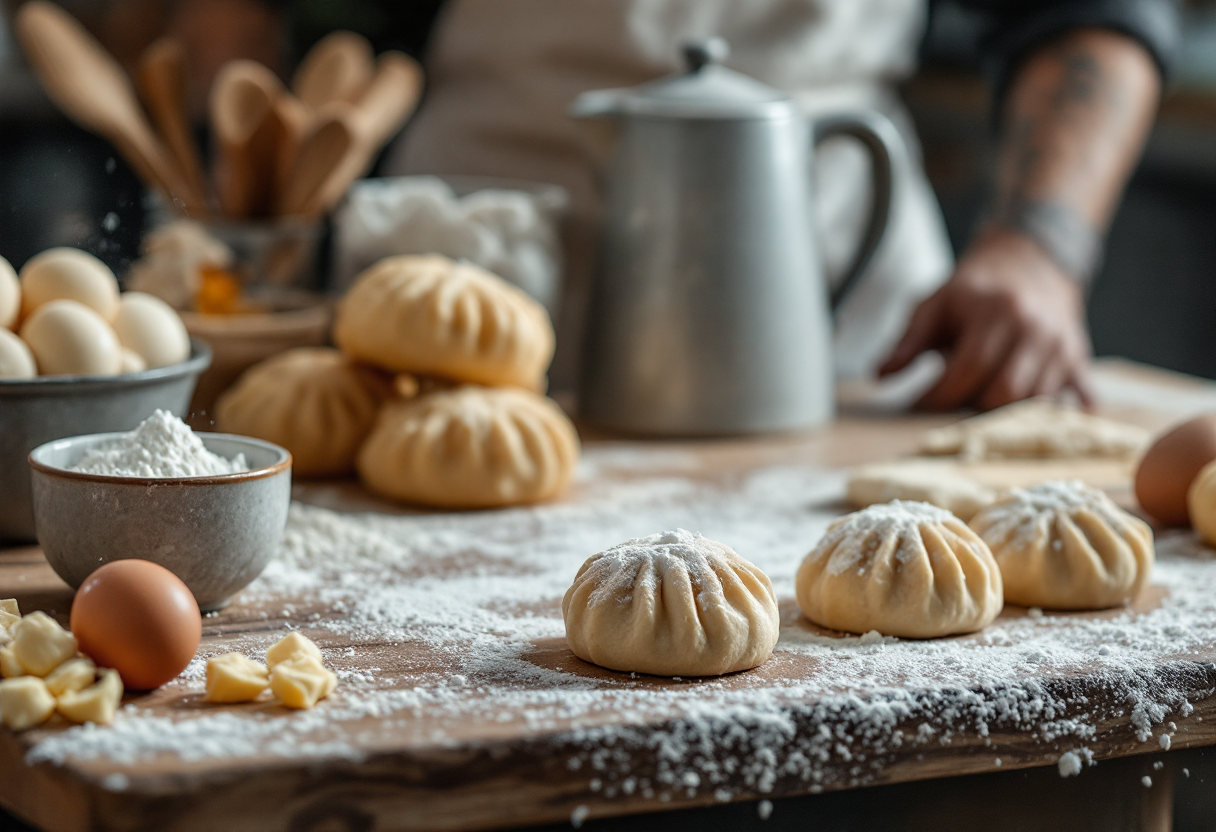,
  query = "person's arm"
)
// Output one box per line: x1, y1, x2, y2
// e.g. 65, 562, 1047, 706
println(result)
881, 25, 1163, 410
